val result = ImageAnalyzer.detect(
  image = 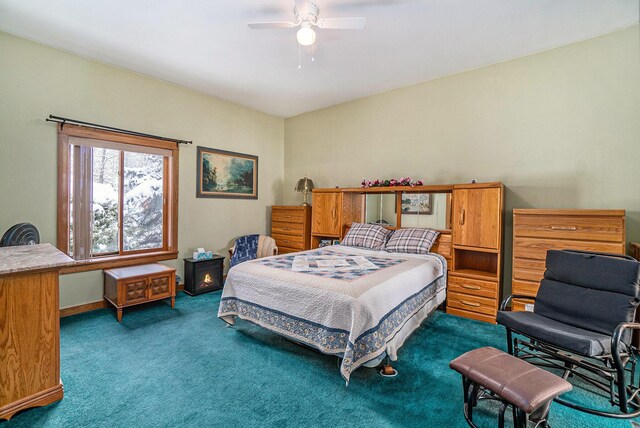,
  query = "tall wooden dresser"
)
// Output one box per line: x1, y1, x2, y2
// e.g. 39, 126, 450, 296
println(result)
271, 206, 312, 254
512, 209, 626, 311
446, 182, 505, 324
